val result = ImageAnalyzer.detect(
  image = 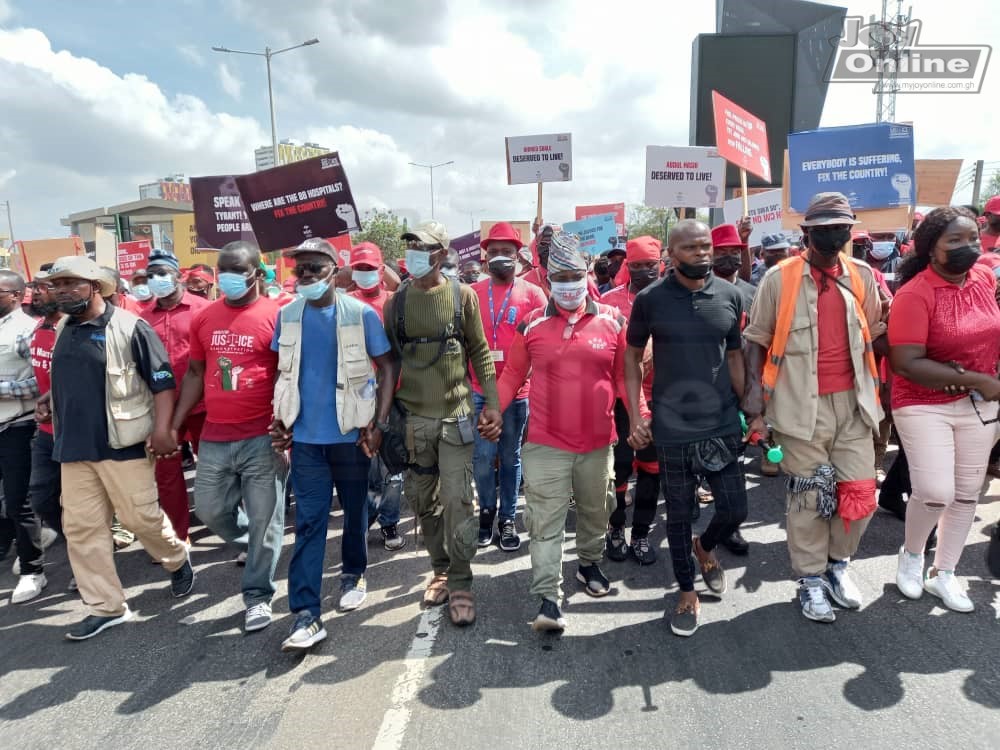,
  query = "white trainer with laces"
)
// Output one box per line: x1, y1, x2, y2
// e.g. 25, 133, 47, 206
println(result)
923, 568, 974, 612
895, 547, 924, 600
245, 602, 273, 632
11, 573, 47, 604
823, 560, 862, 609
798, 576, 835, 623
